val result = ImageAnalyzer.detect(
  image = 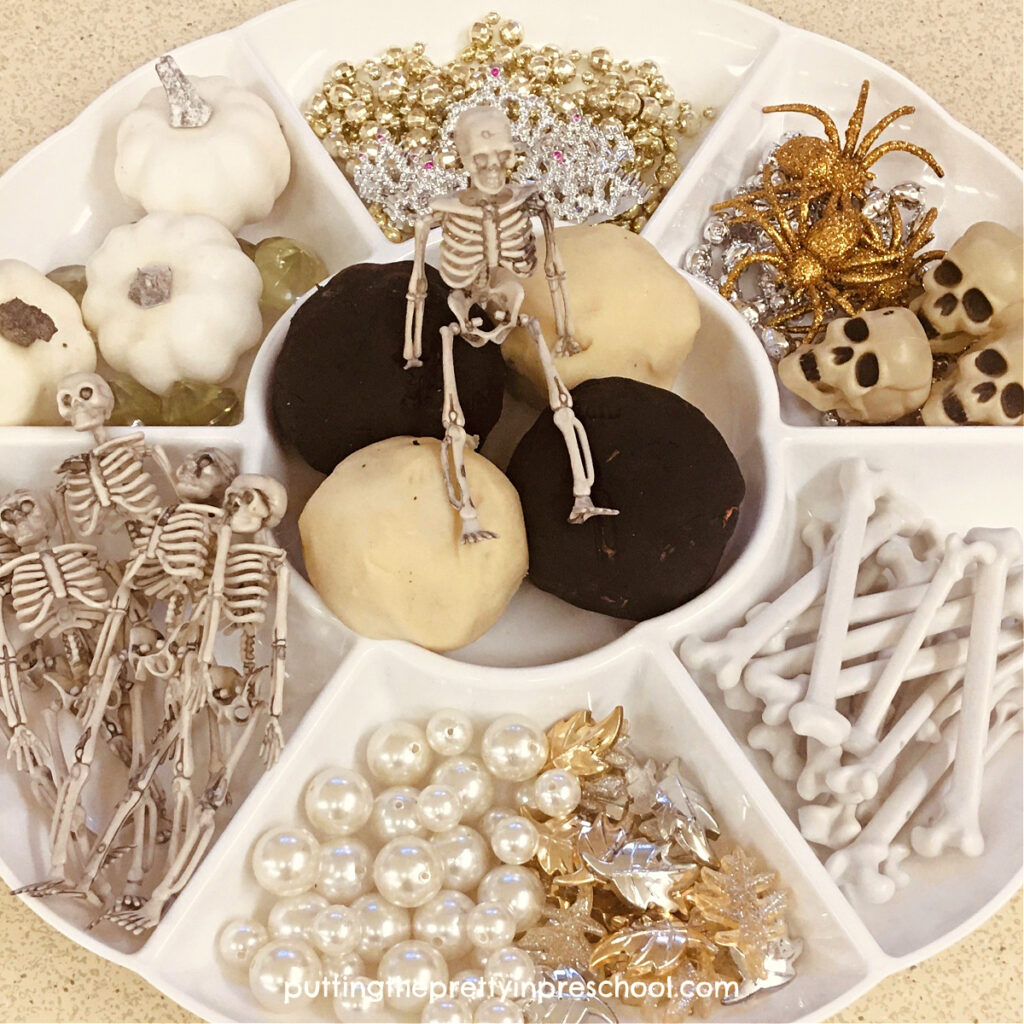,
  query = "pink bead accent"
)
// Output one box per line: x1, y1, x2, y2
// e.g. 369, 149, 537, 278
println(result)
490, 67, 501, 77
554, 151, 564, 162
424, 161, 435, 169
